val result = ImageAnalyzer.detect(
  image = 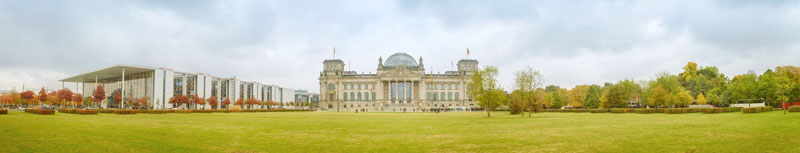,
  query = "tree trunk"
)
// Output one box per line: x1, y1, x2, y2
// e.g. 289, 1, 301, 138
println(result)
487, 109, 491, 118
